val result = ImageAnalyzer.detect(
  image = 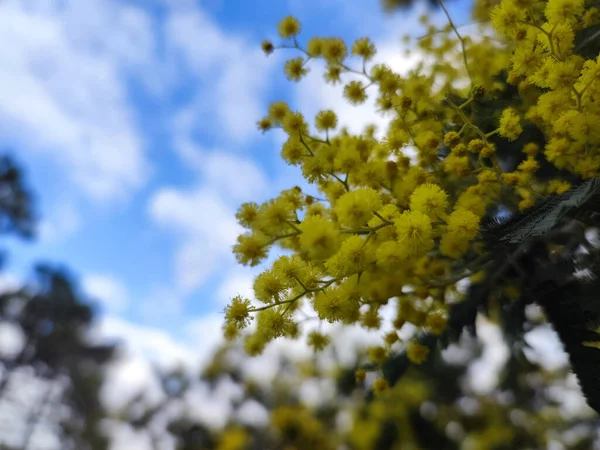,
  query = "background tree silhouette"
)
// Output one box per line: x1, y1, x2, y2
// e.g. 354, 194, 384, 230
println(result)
0, 155, 116, 450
